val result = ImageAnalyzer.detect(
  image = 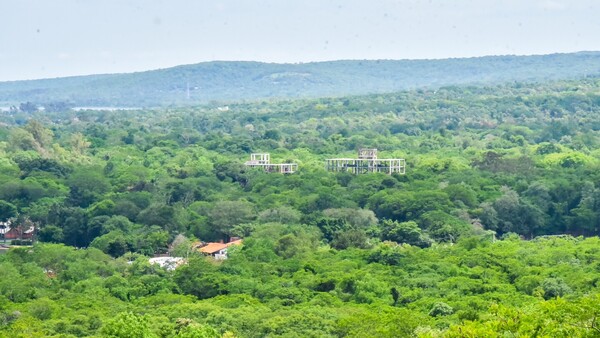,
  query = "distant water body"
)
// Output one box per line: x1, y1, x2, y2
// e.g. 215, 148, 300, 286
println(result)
72, 107, 141, 111
0, 106, 140, 112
